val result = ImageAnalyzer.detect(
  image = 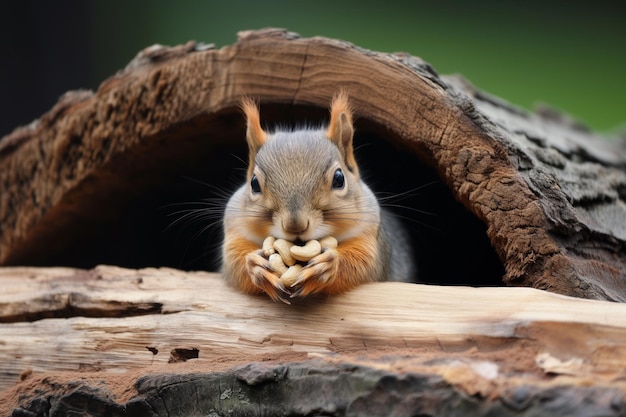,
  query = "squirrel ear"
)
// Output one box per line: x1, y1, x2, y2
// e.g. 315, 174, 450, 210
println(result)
241, 97, 267, 173
327, 91, 358, 173
241, 97, 267, 151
